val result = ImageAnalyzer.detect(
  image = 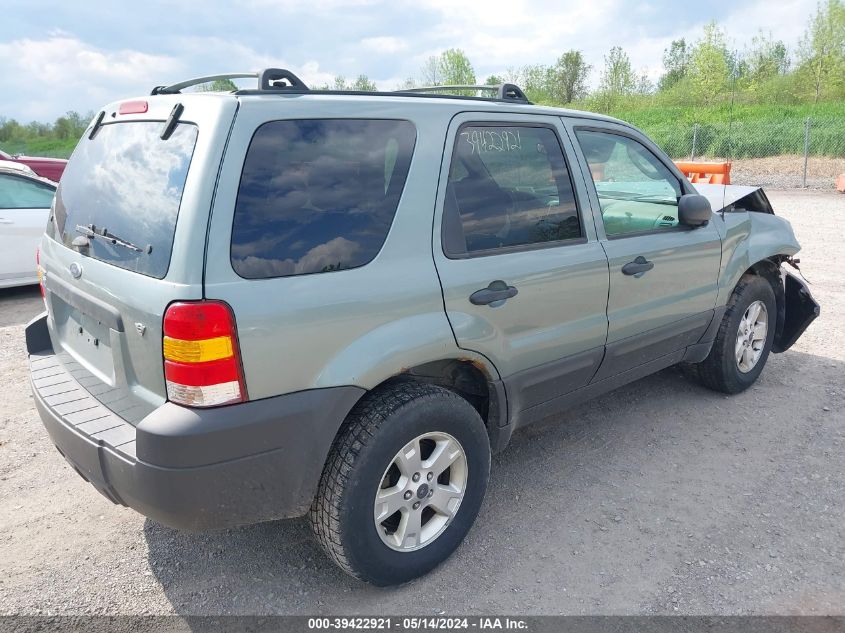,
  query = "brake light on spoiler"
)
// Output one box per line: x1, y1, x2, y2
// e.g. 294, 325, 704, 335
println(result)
118, 100, 148, 115
163, 301, 248, 407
